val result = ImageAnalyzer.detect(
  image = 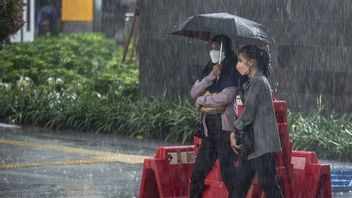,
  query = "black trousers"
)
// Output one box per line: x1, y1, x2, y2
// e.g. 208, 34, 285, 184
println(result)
232, 153, 284, 198
190, 114, 238, 198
